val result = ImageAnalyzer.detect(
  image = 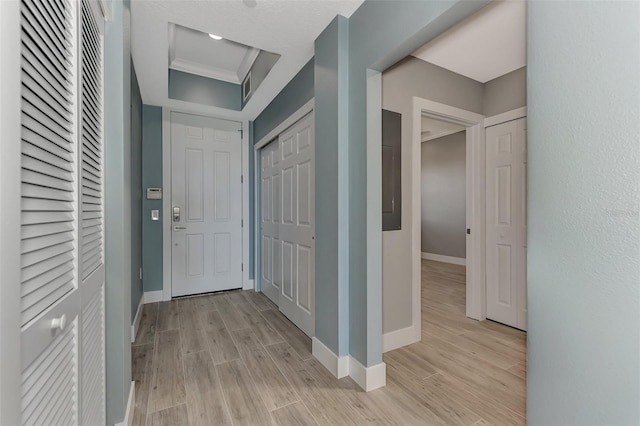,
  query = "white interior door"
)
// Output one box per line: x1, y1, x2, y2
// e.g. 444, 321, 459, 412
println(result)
259, 113, 315, 336
260, 140, 281, 304
485, 117, 527, 330
18, 0, 106, 424
171, 112, 242, 297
